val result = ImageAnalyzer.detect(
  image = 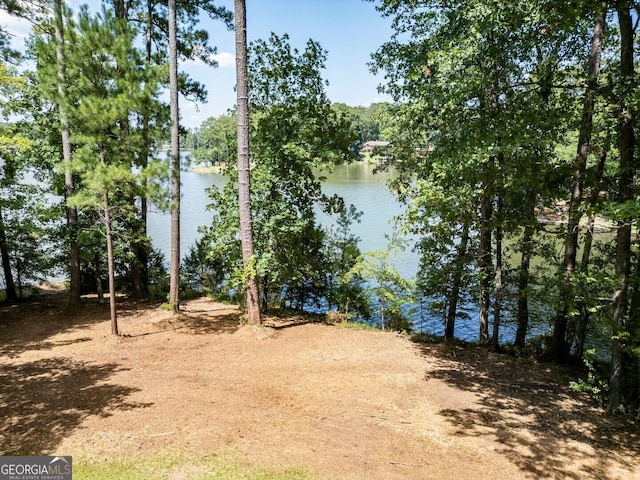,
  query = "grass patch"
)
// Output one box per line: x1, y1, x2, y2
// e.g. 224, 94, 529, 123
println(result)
337, 320, 379, 331
74, 452, 312, 480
